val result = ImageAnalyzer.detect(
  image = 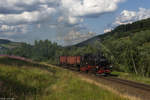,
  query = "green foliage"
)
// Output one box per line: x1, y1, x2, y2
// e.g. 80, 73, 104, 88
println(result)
4, 18, 150, 77
91, 18, 150, 77
112, 71, 150, 85
6, 40, 63, 64
101, 30, 150, 77
98, 18, 150, 41
6, 39, 103, 65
